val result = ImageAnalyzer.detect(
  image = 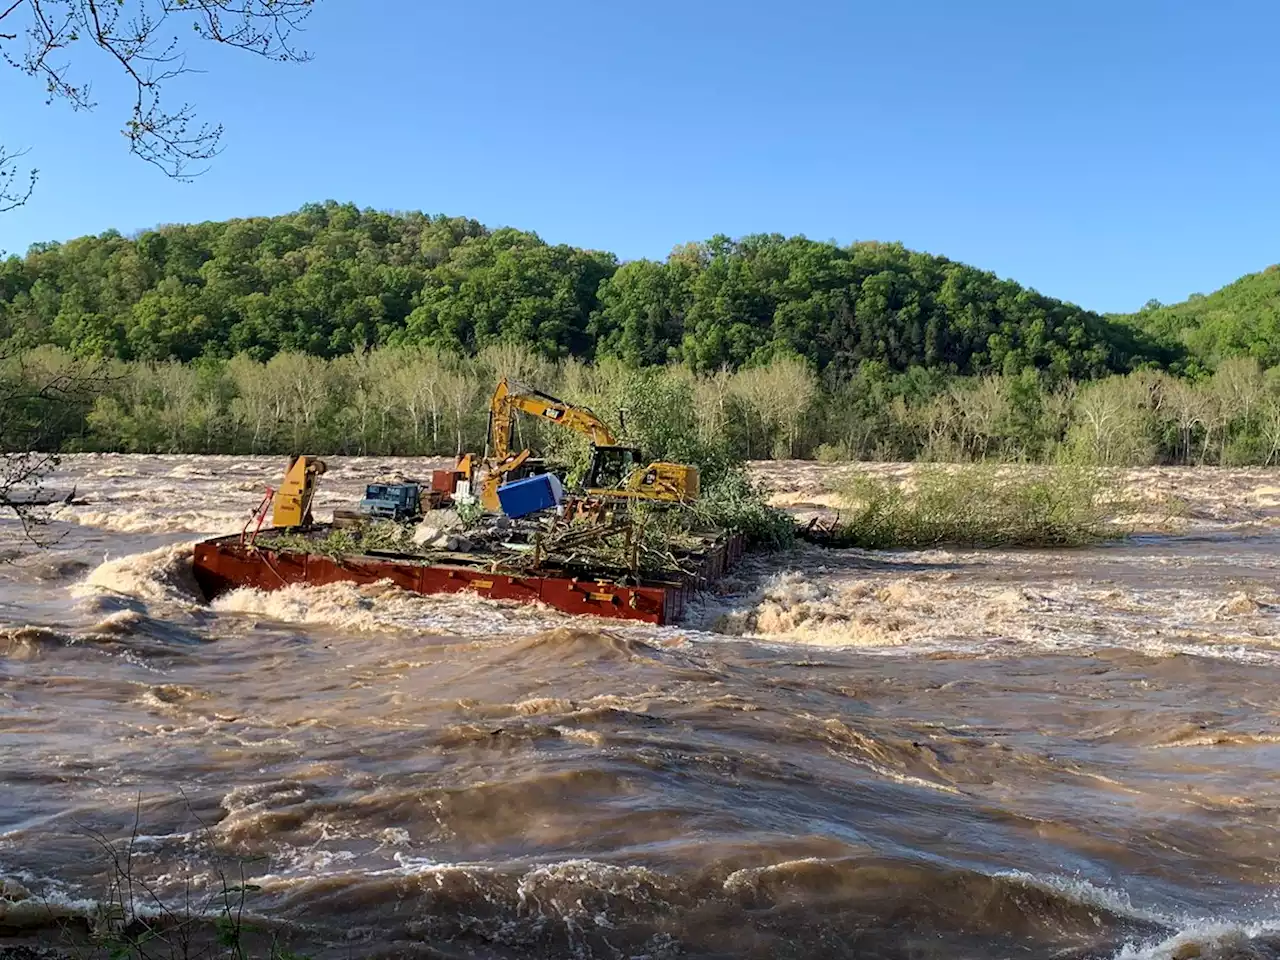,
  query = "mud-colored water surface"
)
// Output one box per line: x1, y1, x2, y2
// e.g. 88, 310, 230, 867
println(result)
3, 456, 1280, 959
